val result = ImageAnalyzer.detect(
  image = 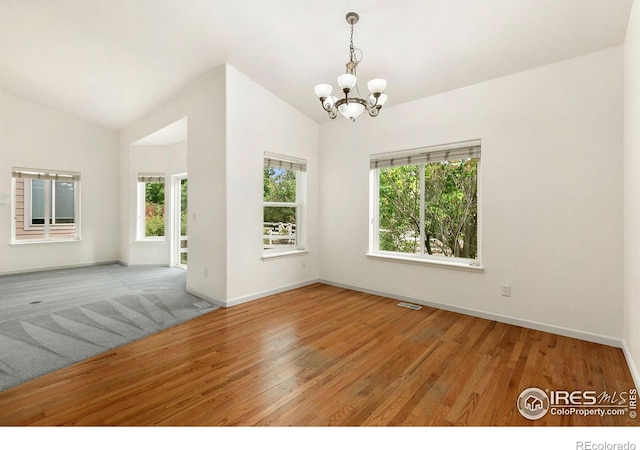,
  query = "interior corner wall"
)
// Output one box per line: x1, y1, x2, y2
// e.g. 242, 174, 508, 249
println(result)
318, 46, 624, 342
224, 65, 320, 305
119, 66, 227, 302
623, 0, 640, 387
0, 90, 119, 274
